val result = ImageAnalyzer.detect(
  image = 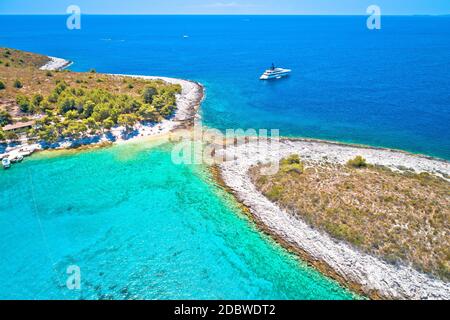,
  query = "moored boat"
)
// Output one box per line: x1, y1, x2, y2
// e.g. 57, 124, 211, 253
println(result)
2, 157, 11, 169
260, 63, 292, 80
